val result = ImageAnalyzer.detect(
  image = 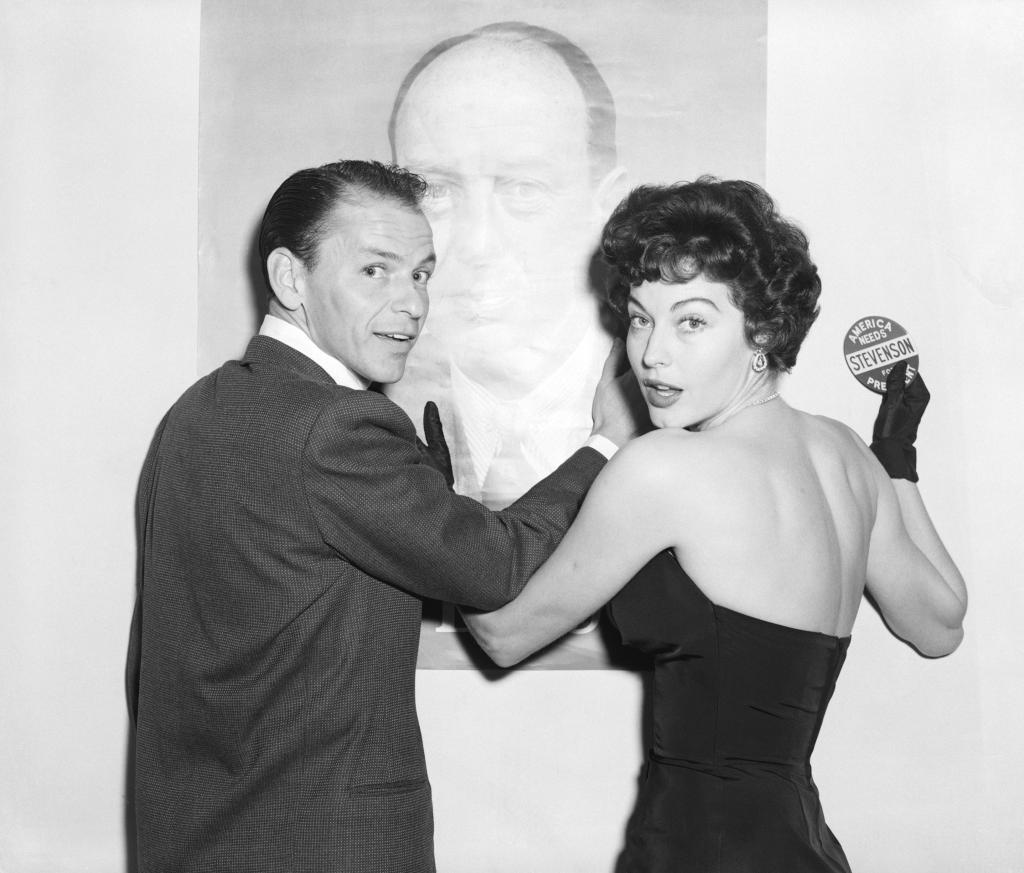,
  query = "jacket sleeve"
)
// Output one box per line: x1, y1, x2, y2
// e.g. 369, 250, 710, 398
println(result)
126, 412, 170, 726
303, 390, 606, 610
